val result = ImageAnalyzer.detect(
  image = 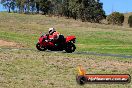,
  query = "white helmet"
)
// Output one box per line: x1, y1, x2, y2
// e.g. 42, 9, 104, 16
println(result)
49, 28, 55, 34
